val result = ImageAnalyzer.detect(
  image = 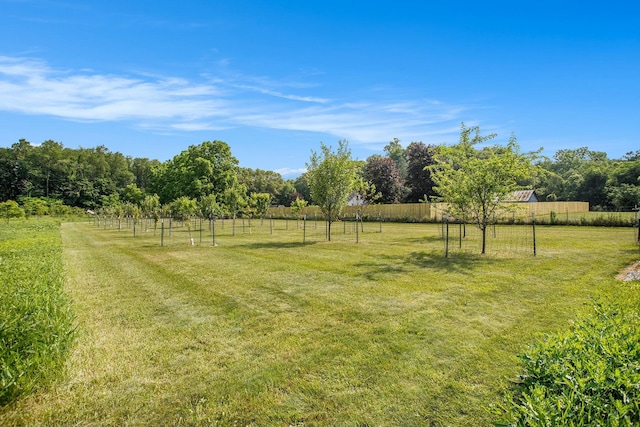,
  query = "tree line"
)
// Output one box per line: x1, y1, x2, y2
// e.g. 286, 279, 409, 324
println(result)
0, 139, 296, 221
1, 130, 638, 222
301, 137, 640, 212
365, 138, 640, 211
